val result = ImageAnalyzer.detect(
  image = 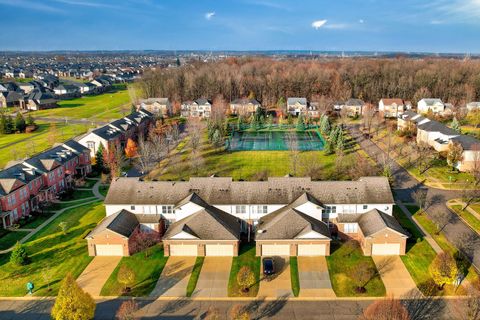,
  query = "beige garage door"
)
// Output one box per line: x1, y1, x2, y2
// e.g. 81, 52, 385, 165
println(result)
205, 244, 234, 256
170, 244, 198, 256
371, 243, 400, 255
298, 244, 326, 256
261, 244, 290, 256
95, 244, 123, 256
